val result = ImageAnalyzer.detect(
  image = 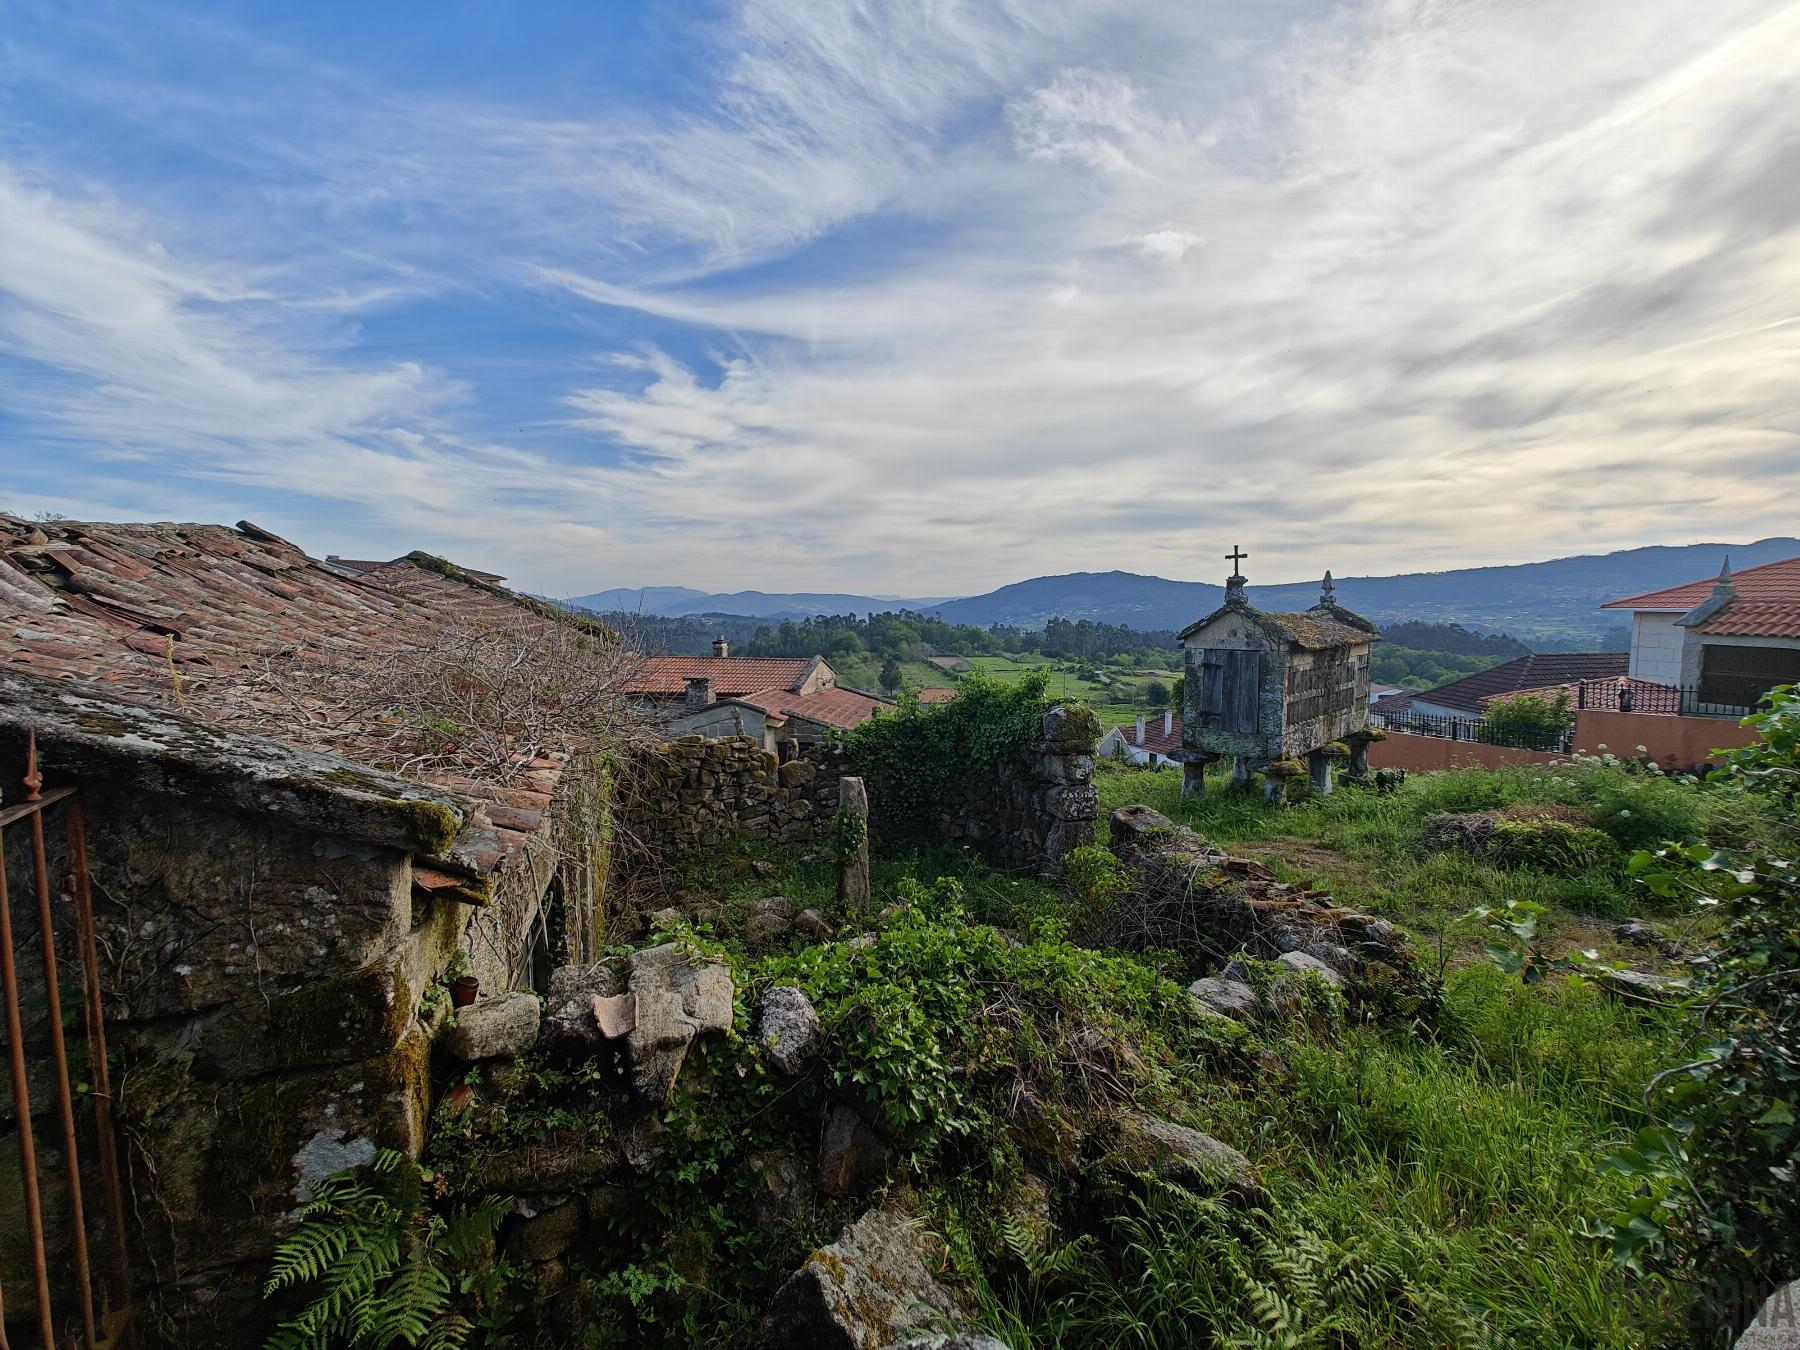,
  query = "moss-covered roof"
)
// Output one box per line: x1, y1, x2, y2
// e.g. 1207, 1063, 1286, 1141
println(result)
1179, 599, 1378, 650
